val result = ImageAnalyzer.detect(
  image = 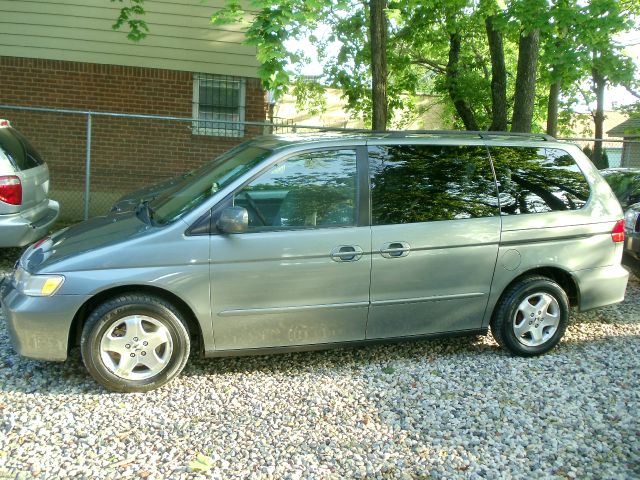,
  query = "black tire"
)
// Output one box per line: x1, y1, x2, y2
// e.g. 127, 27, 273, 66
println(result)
491, 275, 569, 356
81, 293, 190, 392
